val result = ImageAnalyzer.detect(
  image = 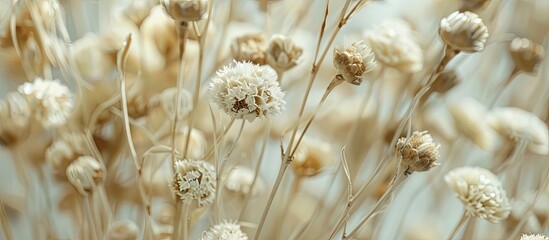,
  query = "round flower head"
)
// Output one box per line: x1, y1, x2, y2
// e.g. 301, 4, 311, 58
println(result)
444, 166, 511, 223
66, 156, 104, 195
0, 92, 31, 146
231, 33, 267, 65
171, 159, 216, 207
46, 132, 87, 174
510, 38, 545, 73
209, 61, 285, 122
149, 87, 193, 121
396, 131, 441, 175
292, 137, 335, 177
487, 107, 548, 155
265, 34, 303, 72
225, 166, 265, 197
107, 220, 139, 240
333, 40, 376, 85
17, 77, 74, 127
364, 21, 423, 73
439, 11, 489, 52
202, 220, 248, 240
161, 0, 209, 21
449, 97, 496, 151
521, 234, 549, 240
